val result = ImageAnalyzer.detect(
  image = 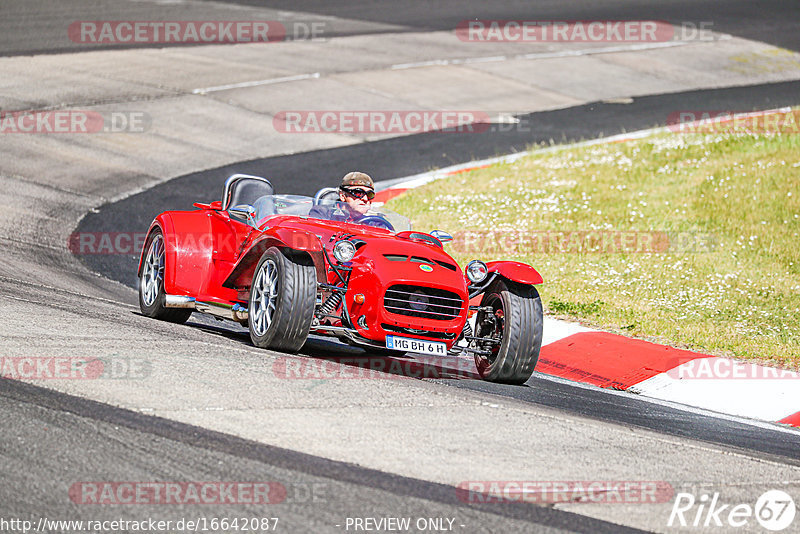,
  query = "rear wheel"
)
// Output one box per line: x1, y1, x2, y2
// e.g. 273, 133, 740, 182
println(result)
138, 228, 192, 324
249, 247, 316, 352
472, 279, 542, 384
